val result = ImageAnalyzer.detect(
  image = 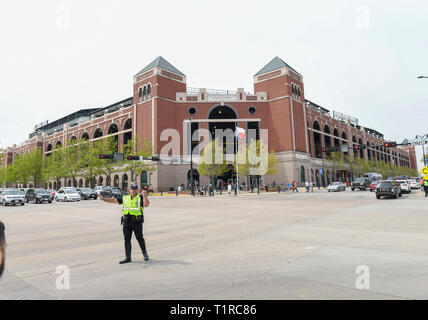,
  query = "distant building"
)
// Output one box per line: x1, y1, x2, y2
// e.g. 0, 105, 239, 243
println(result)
2, 56, 415, 190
